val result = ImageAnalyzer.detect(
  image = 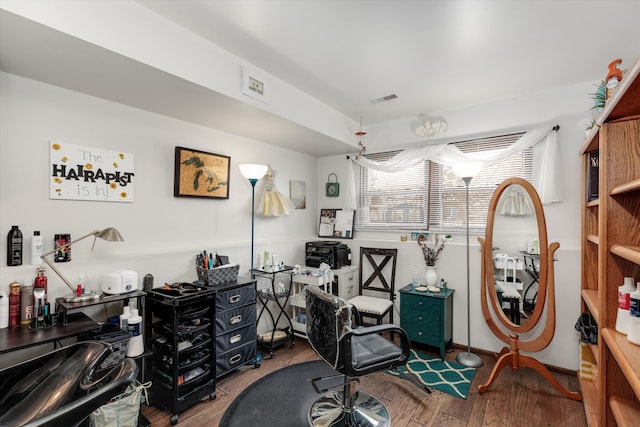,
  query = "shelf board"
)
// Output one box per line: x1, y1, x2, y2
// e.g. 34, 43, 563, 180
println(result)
610, 395, 640, 427
586, 234, 600, 245
578, 374, 599, 427
582, 289, 600, 323
601, 328, 640, 399
586, 199, 600, 208
611, 177, 640, 196
611, 244, 640, 265
289, 293, 305, 308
